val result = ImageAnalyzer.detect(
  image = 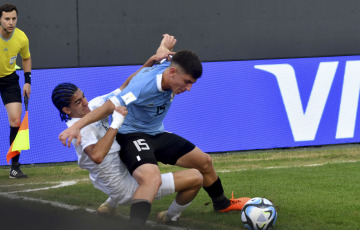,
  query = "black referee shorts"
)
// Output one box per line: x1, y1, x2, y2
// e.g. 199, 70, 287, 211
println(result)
0, 72, 22, 105
116, 132, 195, 175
